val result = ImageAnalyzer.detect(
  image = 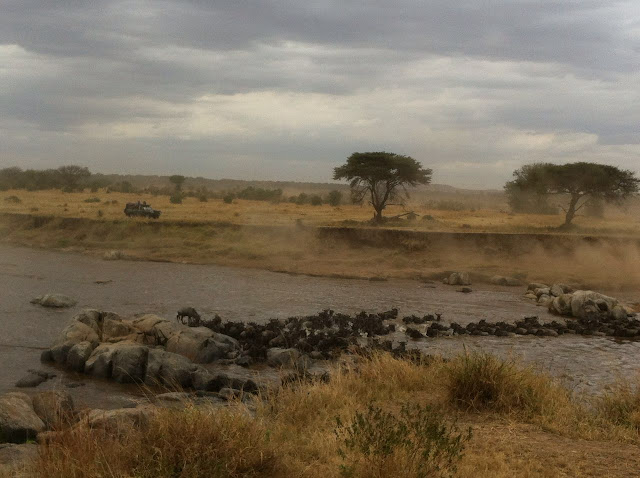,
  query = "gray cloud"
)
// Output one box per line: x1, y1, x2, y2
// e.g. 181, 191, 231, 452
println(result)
0, 0, 639, 187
